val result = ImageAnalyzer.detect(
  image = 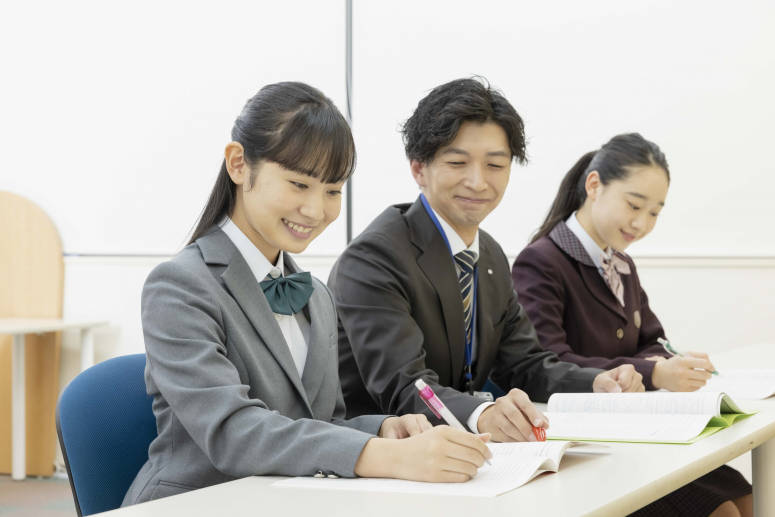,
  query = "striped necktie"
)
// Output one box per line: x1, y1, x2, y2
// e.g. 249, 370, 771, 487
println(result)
454, 250, 477, 347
